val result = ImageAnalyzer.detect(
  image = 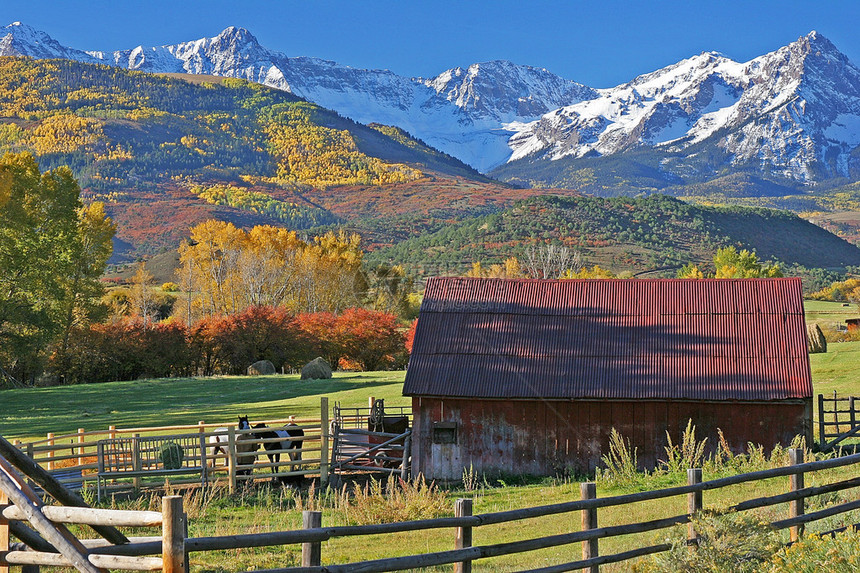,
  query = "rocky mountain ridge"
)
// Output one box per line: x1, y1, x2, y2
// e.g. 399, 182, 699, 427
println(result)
4, 22, 860, 185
